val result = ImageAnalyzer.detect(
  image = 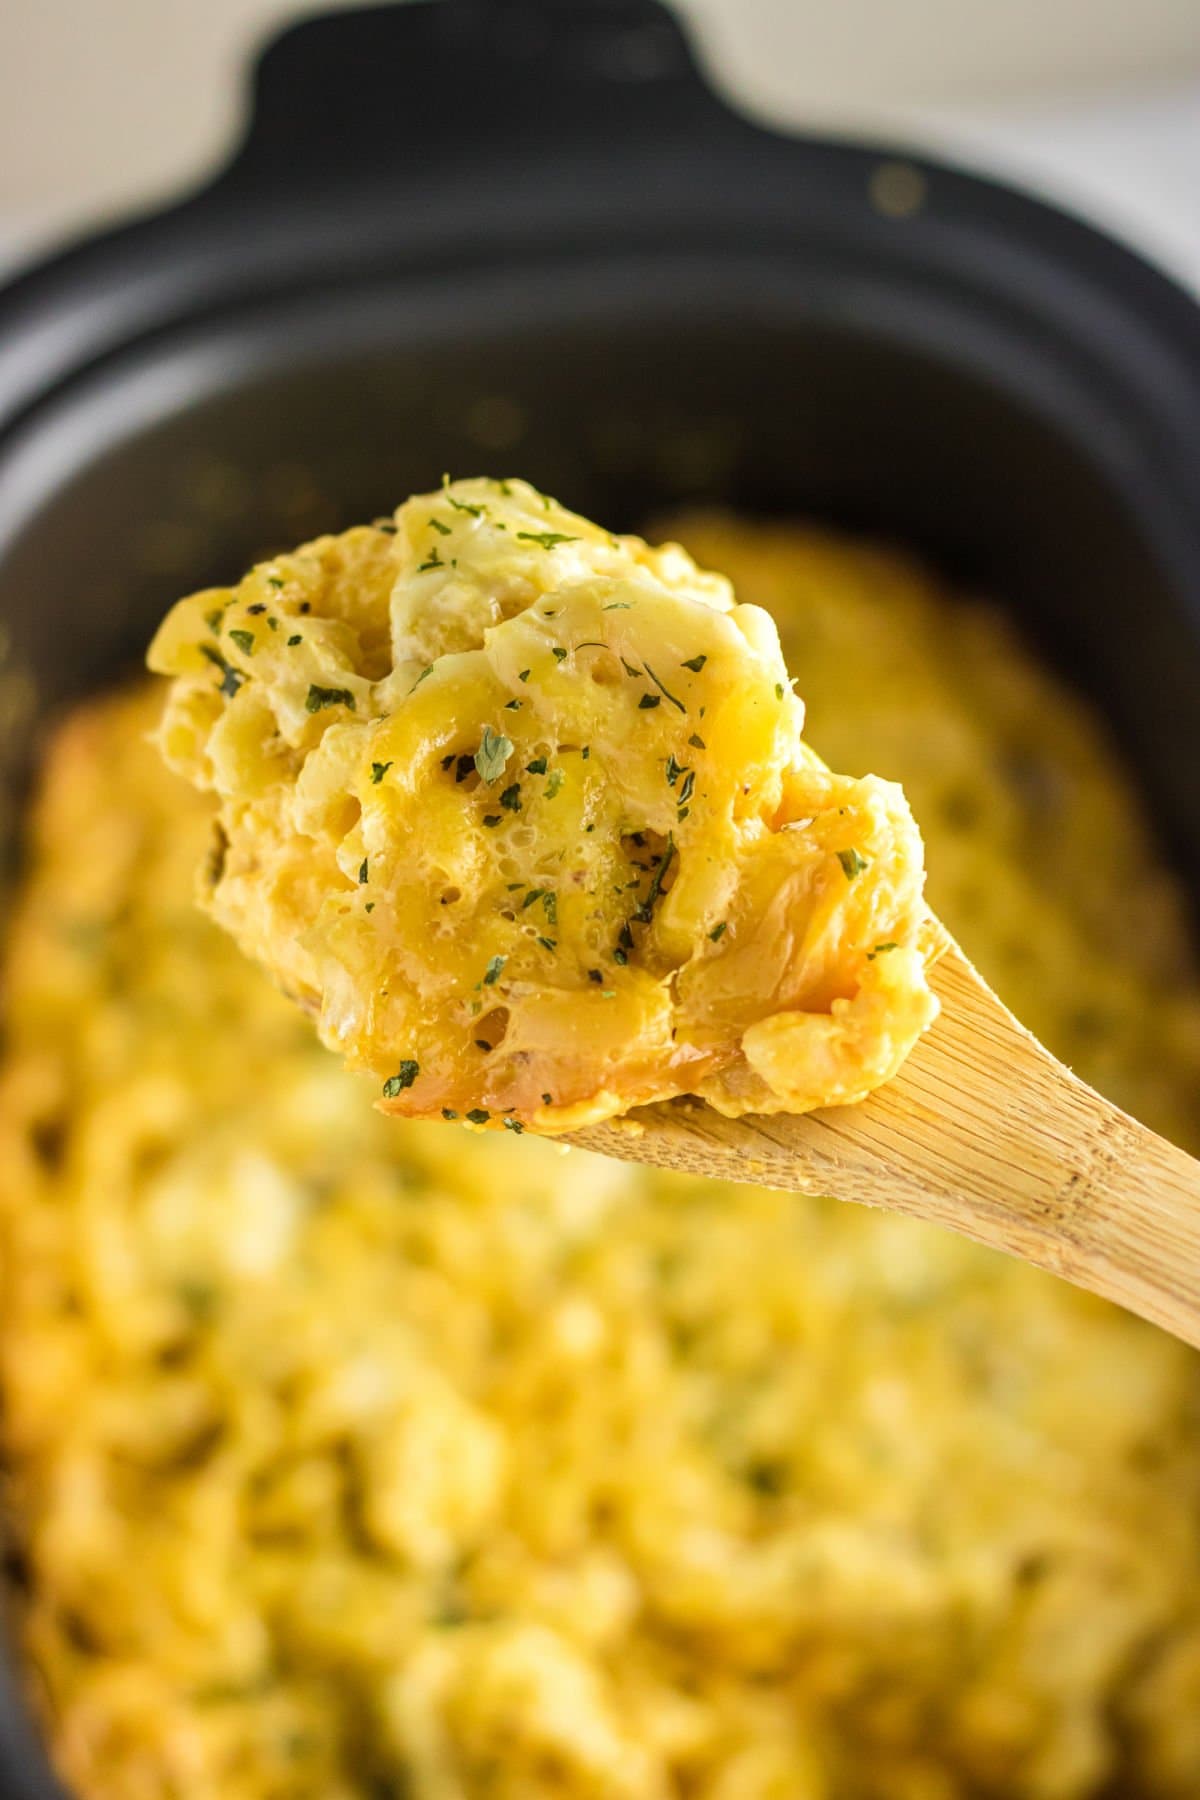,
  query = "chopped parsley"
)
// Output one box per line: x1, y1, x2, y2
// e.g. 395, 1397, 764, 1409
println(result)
633, 835, 675, 925
357, 858, 369, 884
775, 683, 785, 700
370, 761, 392, 784
267, 576, 284, 590
500, 783, 522, 812
410, 665, 434, 690
466, 1108, 491, 1125
677, 770, 695, 805
442, 476, 487, 518
504, 698, 522, 711
709, 921, 727, 942
374, 518, 398, 534
287, 634, 302, 646
551, 647, 568, 663
525, 756, 548, 775
483, 954, 506, 985
442, 1108, 459, 1120
588, 968, 603, 983
680, 653, 707, 672
602, 600, 633, 610
536, 935, 557, 952
643, 662, 685, 712
428, 516, 451, 536
518, 668, 531, 682
246, 603, 267, 616
503, 1118, 524, 1134
199, 644, 245, 699
868, 940, 900, 959
417, 546, 445, 572
544, 769, 564, 800
382, 1061, 420, 1097
638, 694, 661, 710
475, 724, 514, 784
541, 891, 558, 926
688, 733, 706, 750
482, 814, 502, 828
613, 947, 628, 965
305, 684, 355, 713
837, 848, 869, 880
516, 530, 577, 549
